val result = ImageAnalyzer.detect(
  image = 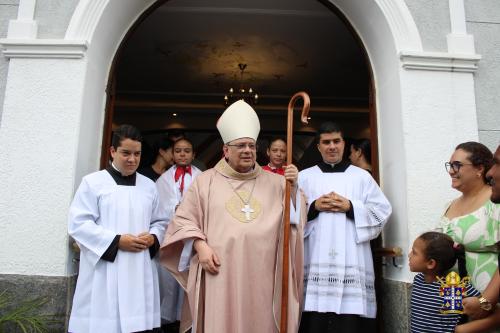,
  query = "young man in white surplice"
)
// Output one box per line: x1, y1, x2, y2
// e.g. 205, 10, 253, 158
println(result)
298, 122, 392, 333
156, 137, 201, 329
68, 124, 168, 333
